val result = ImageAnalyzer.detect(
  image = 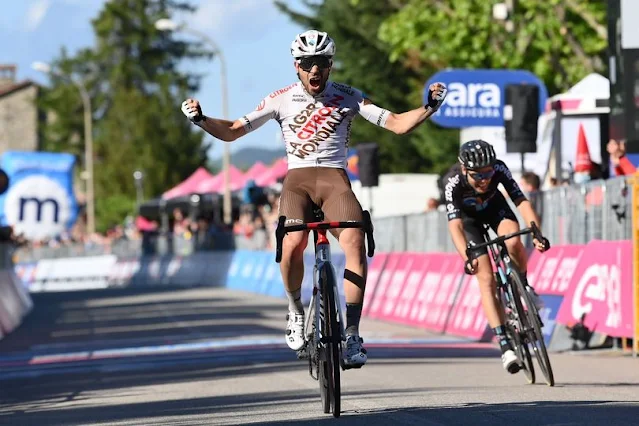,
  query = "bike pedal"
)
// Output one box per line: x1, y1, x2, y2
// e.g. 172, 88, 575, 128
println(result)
341, 363, 364, 371
507, 363, 521, 374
